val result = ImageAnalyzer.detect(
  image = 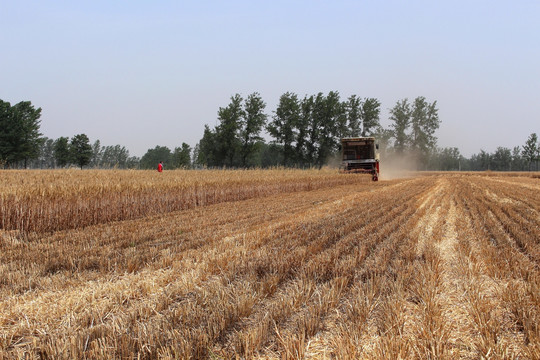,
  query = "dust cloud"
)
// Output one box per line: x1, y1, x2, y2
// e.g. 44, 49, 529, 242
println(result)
325, 154, 342, 169
324, 152, 420, 180
379, 154, 420, 180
